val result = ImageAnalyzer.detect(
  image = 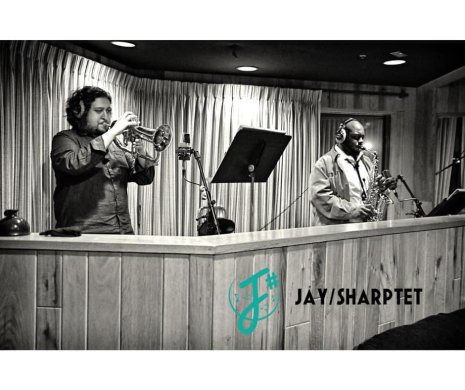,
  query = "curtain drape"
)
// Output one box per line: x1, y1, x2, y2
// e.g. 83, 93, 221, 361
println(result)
0, 41, 321, 235
434, 117, 458, 205
461, 119, 465, 189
